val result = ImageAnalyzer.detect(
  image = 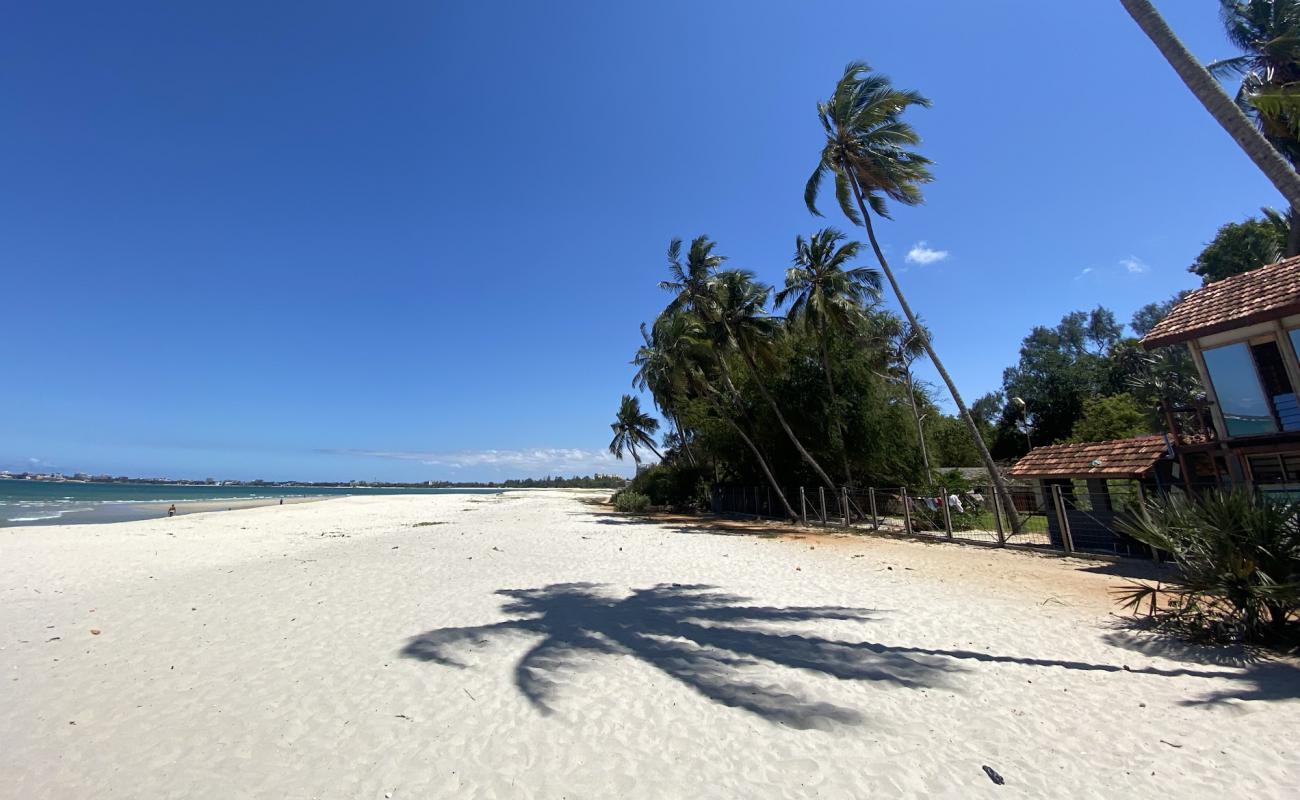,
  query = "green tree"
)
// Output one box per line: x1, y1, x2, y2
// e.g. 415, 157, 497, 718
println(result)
608, 394, 663, 466
774, 227, 881, 484
1209, 1, 1300, 254
1119, 0, 1300, 214
1069, 394, 1150, 443
805, 60, 1020, 525
1189, 213, 1287, 283
707, 268, 838, 489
